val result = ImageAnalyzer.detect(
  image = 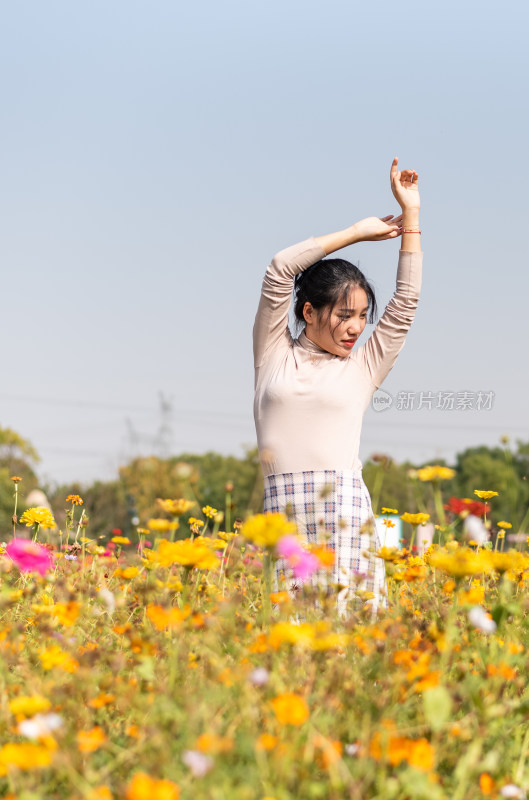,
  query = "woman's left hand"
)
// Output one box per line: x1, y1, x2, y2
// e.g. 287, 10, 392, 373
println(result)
352, 215, 403, 242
